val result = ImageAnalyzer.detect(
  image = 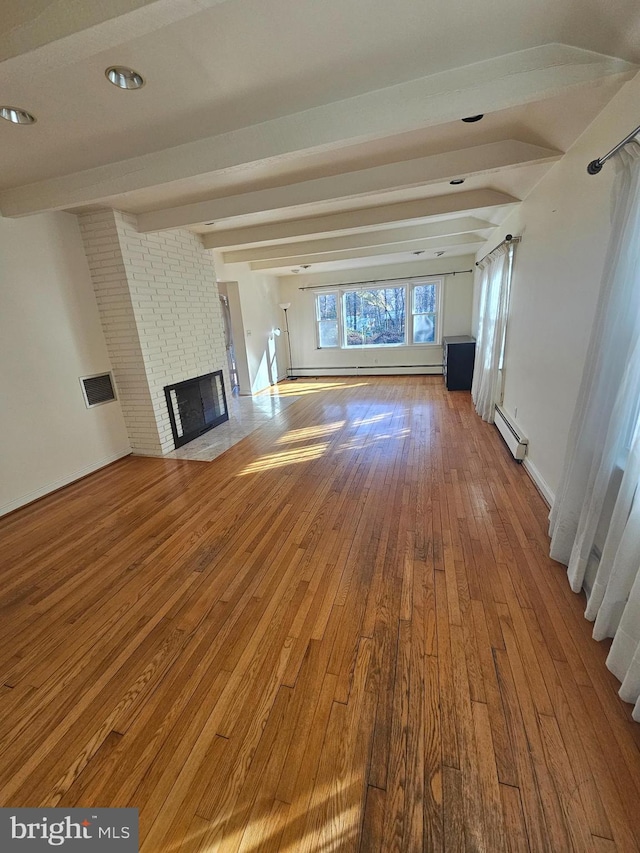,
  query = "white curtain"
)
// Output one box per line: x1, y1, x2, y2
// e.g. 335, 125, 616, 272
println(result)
549, 141, 640, 722
471, 243, 513, 422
